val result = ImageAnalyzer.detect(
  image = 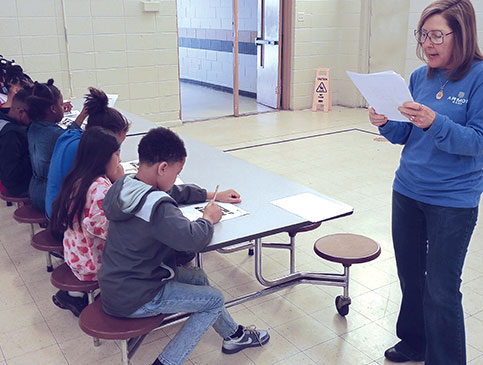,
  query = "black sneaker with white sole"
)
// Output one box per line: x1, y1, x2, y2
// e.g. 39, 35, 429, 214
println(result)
222, 325, 270, 354
52, 290, 88, 317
